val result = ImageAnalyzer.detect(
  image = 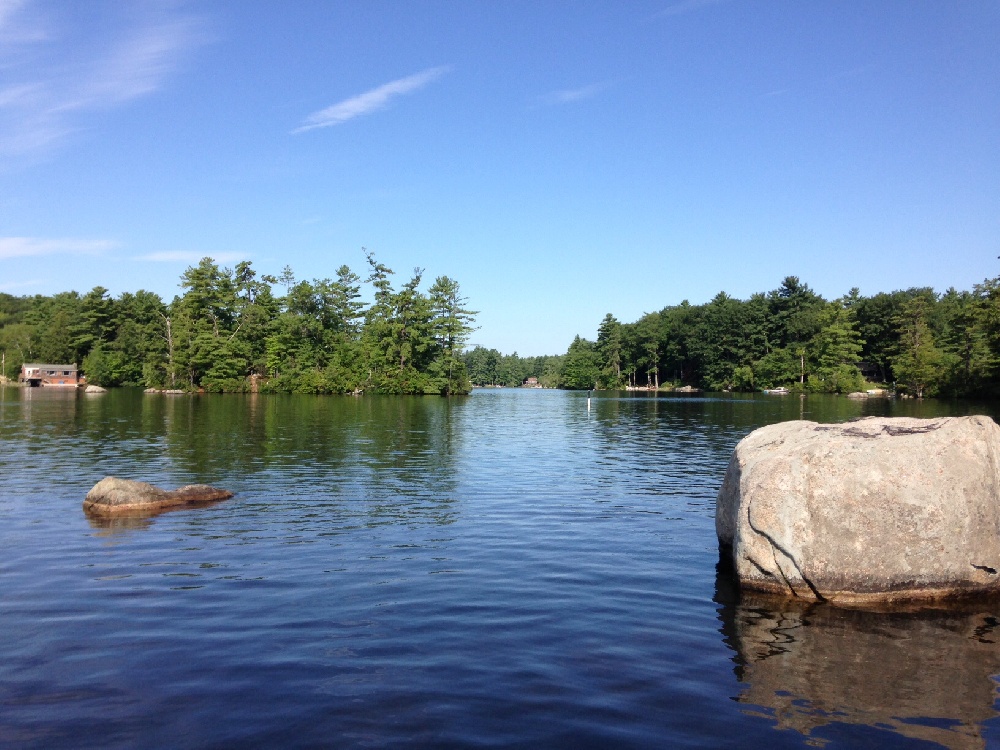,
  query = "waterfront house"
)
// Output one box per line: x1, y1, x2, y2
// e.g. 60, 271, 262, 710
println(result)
19, 364, 81, 387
